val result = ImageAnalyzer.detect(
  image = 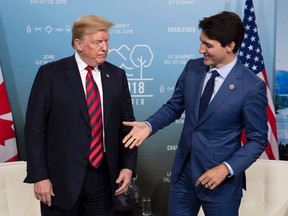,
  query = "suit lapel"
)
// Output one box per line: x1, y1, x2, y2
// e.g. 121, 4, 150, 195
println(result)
99, 63, 112, 131
198, 60, 242, 124
65, 56, 90, 126
193, 63, 209, 122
